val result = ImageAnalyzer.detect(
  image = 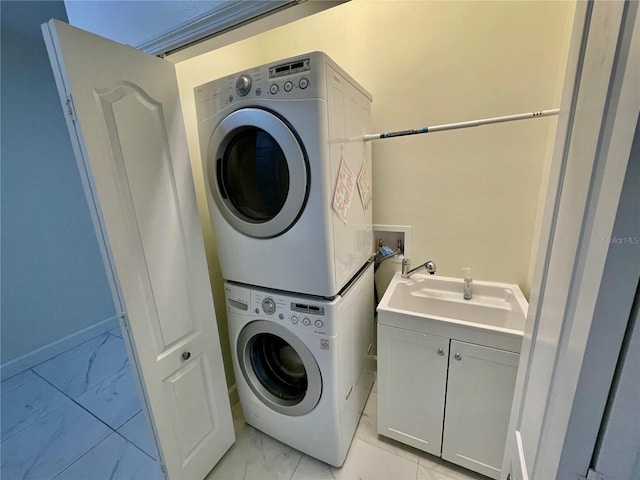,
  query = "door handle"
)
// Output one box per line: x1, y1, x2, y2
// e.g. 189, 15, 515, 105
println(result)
182, 351, 191, 360
437, 348, 445, 356
454, 352, 462, 361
